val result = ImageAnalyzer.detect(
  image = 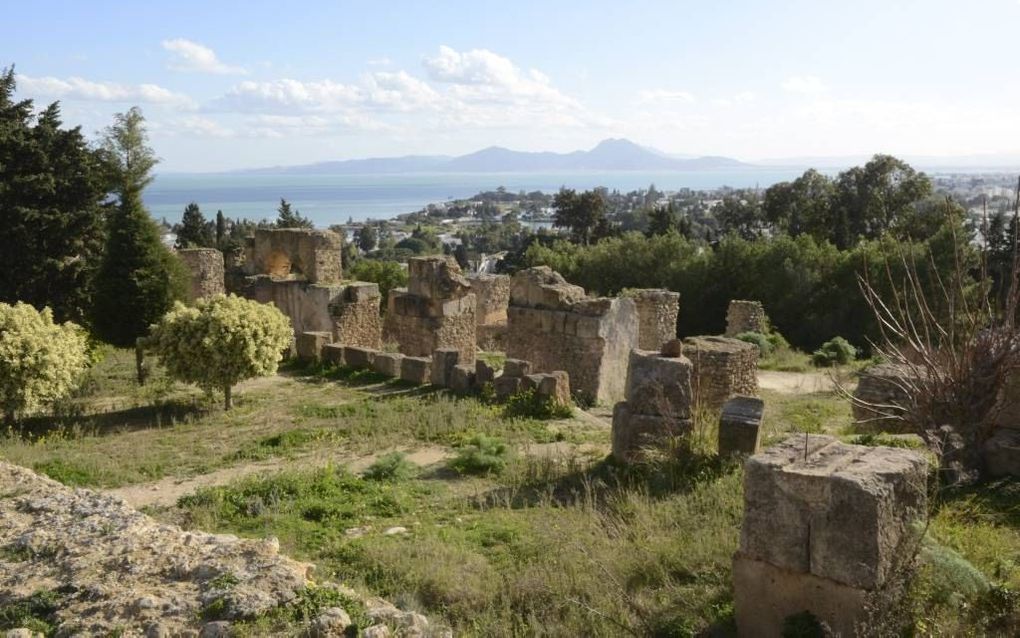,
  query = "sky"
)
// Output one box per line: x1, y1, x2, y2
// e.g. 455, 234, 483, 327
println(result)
6, 0, 1020, 172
